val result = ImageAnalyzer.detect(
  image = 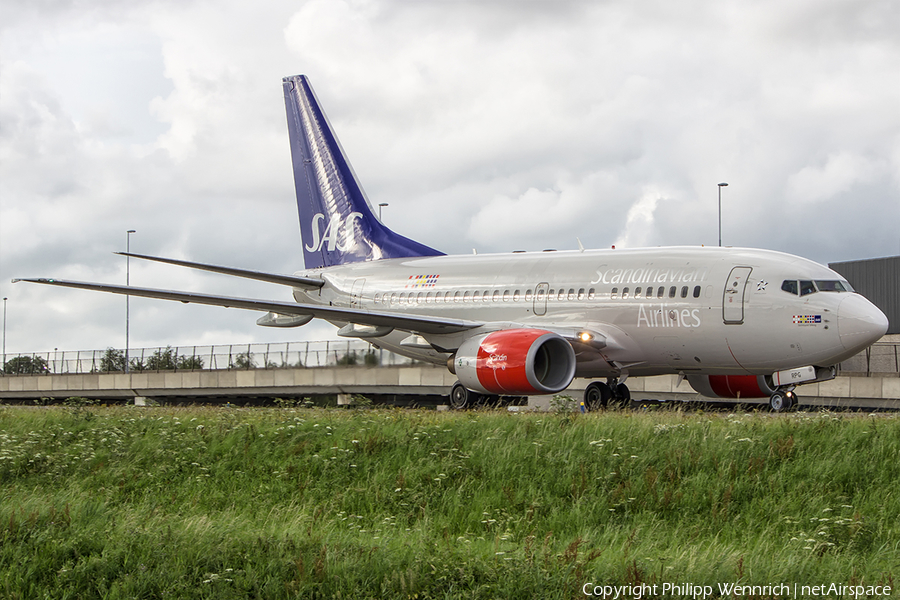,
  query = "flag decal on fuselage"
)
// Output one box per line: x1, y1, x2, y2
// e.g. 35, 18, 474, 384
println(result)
406, 275, 440, 289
